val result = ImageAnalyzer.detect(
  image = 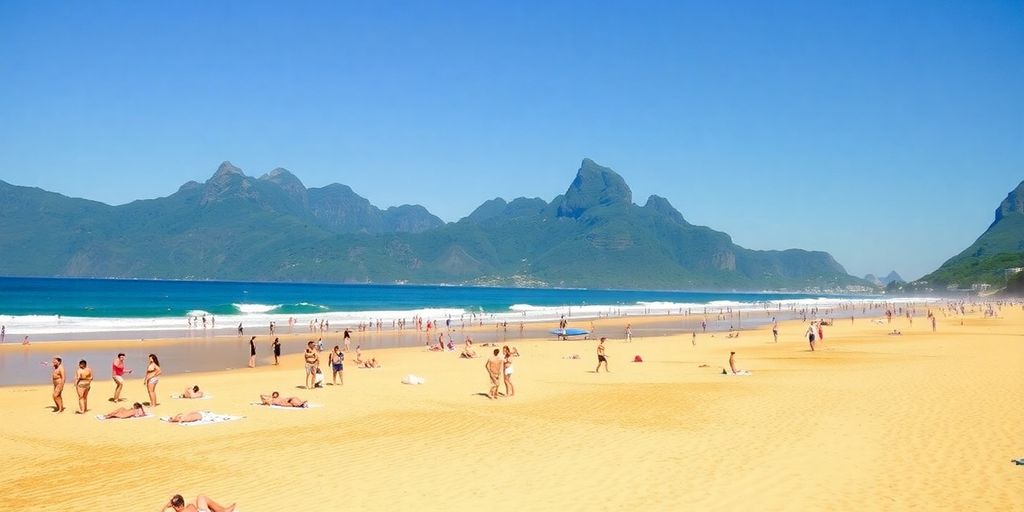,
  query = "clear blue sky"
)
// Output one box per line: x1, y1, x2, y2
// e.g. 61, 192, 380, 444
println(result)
1, 1, 1021, 281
